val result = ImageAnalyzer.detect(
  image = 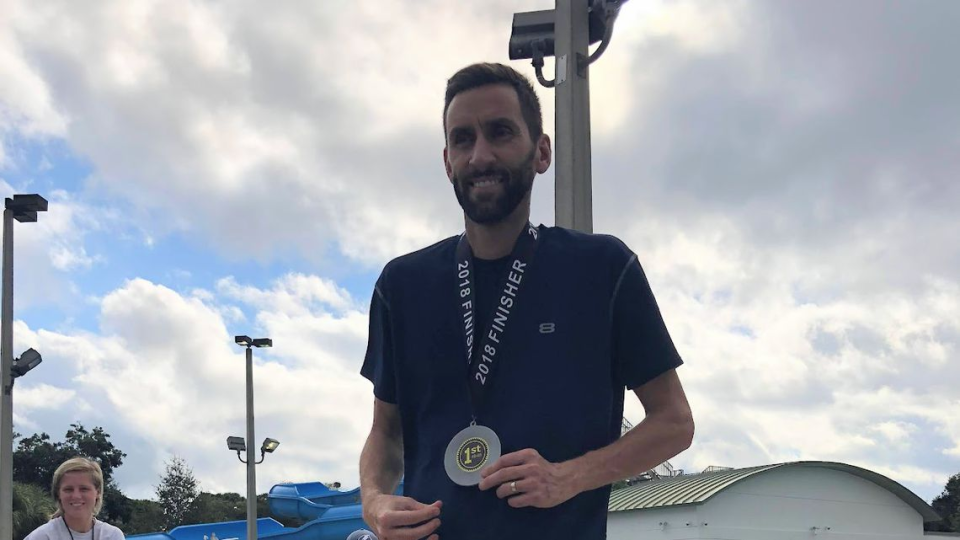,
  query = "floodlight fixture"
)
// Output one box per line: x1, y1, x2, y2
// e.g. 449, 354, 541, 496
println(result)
10, 348, 42, 378
227, 436, 246, 452
509, 10, 556, 60
509, 0, 630, 87
508, 2, 624, 59
261, 438, 280, 453
235, 335, 271, 348
6, 194, 49, 223
232, 436, 279, 464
